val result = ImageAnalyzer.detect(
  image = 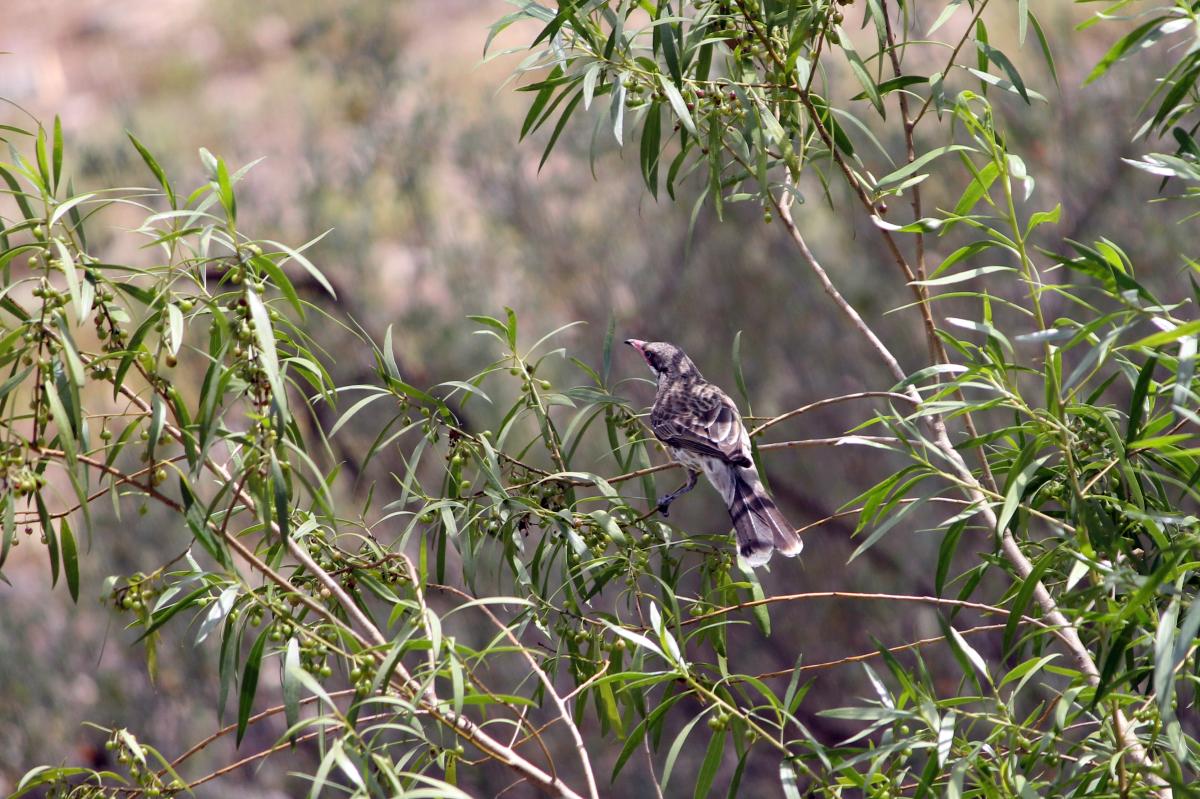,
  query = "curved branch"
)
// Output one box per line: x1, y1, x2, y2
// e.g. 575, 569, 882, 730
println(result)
747, 391, 916, 438
756, 623, 1008, 679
